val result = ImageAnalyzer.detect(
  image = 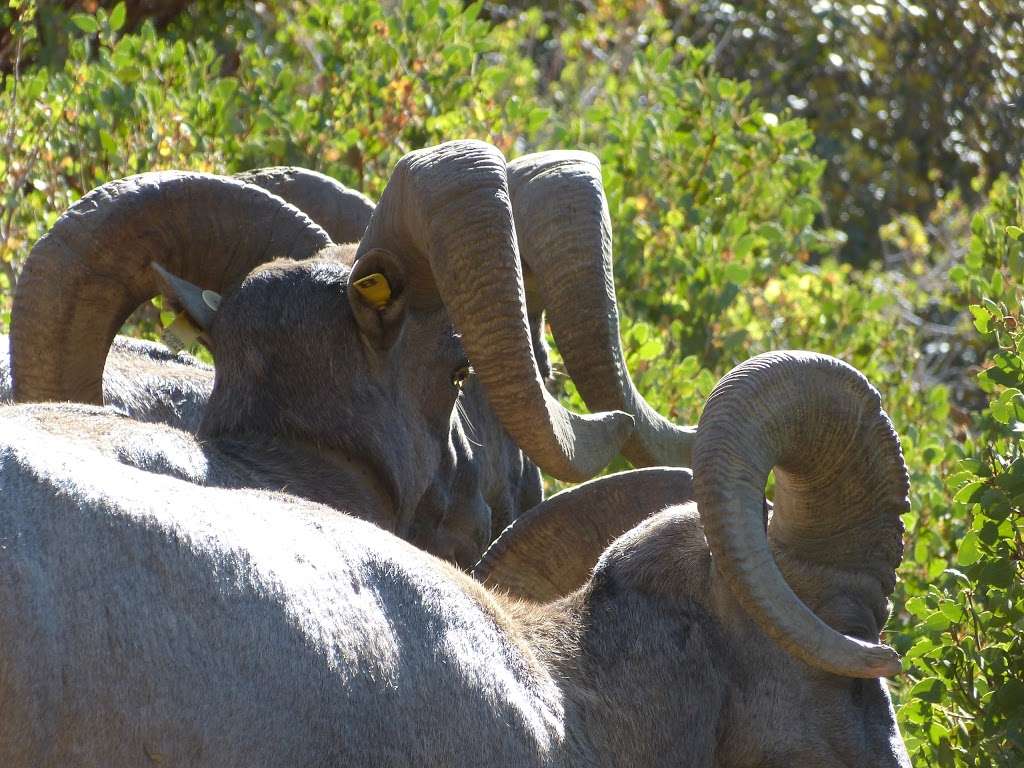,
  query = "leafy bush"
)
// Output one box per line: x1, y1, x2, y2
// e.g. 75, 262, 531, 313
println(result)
494, 0, 1023, 265
895, 173, 1023, 765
